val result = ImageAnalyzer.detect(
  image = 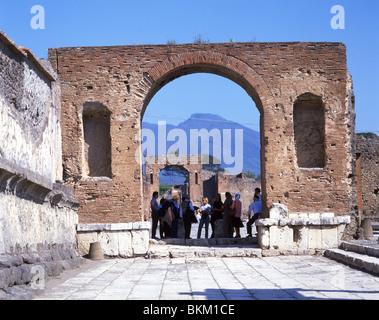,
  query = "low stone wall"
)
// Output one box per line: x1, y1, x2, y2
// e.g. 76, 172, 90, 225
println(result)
257, 204, 351, 253
0, 244, 85, 299
77, 222, 150, 258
